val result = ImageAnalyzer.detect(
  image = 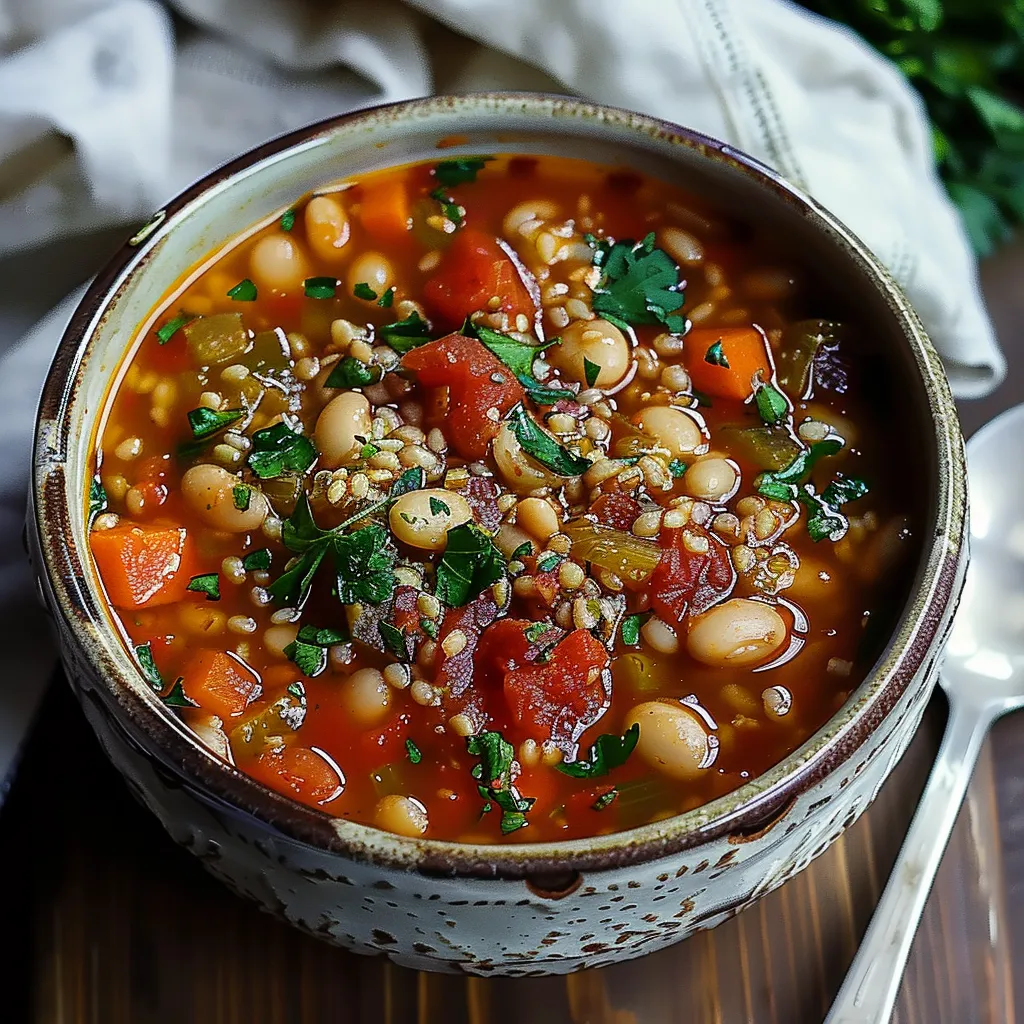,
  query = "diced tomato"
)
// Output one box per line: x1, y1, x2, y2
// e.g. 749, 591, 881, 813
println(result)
181, 649, 261, 720
435, 590, 499, 699
390, 585, 429, 650
360, 710, 414, 765
249, 746, 344, 809
401, 332, 525, 460
503, 629, 609, 749
683, 326, 772, 402
647, 526, 735, 624
589, 493, 643, 532
464, 476, 502, 532
90, 524, 196, 610
422, 229, 536, 332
